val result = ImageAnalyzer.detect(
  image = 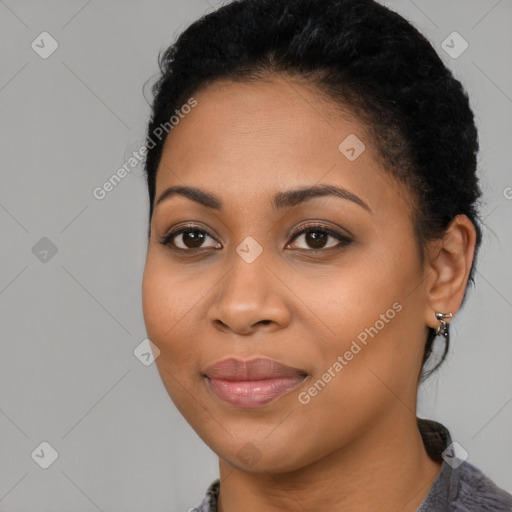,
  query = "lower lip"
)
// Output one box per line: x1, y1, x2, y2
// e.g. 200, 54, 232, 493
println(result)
205, 375, 306, 408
